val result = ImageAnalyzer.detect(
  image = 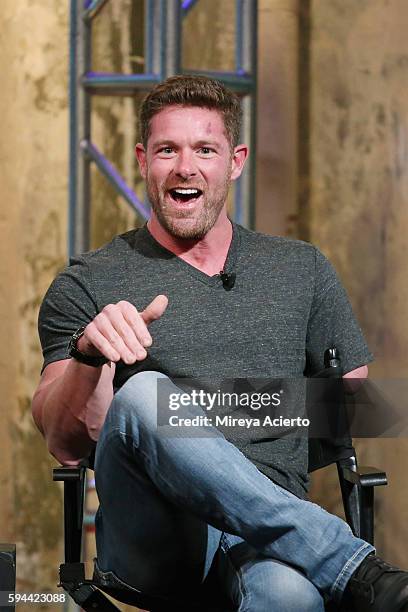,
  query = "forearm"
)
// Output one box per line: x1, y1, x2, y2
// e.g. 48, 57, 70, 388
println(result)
33, 359, 114, 465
